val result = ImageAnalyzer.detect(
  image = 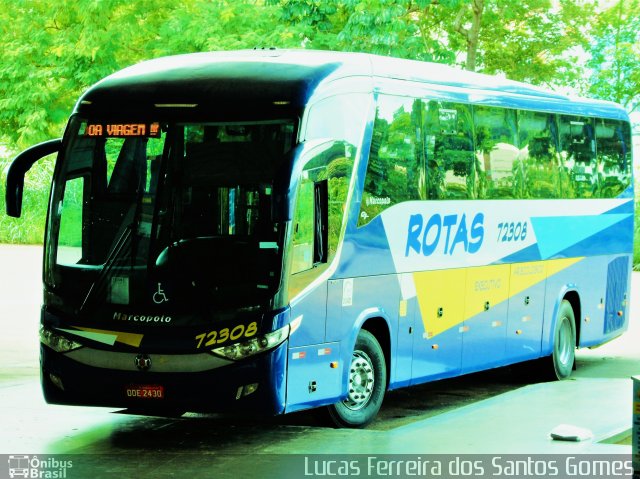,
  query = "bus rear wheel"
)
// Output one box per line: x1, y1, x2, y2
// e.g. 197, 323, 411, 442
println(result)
327, 329, 386, 428
541, 299, 576, 380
